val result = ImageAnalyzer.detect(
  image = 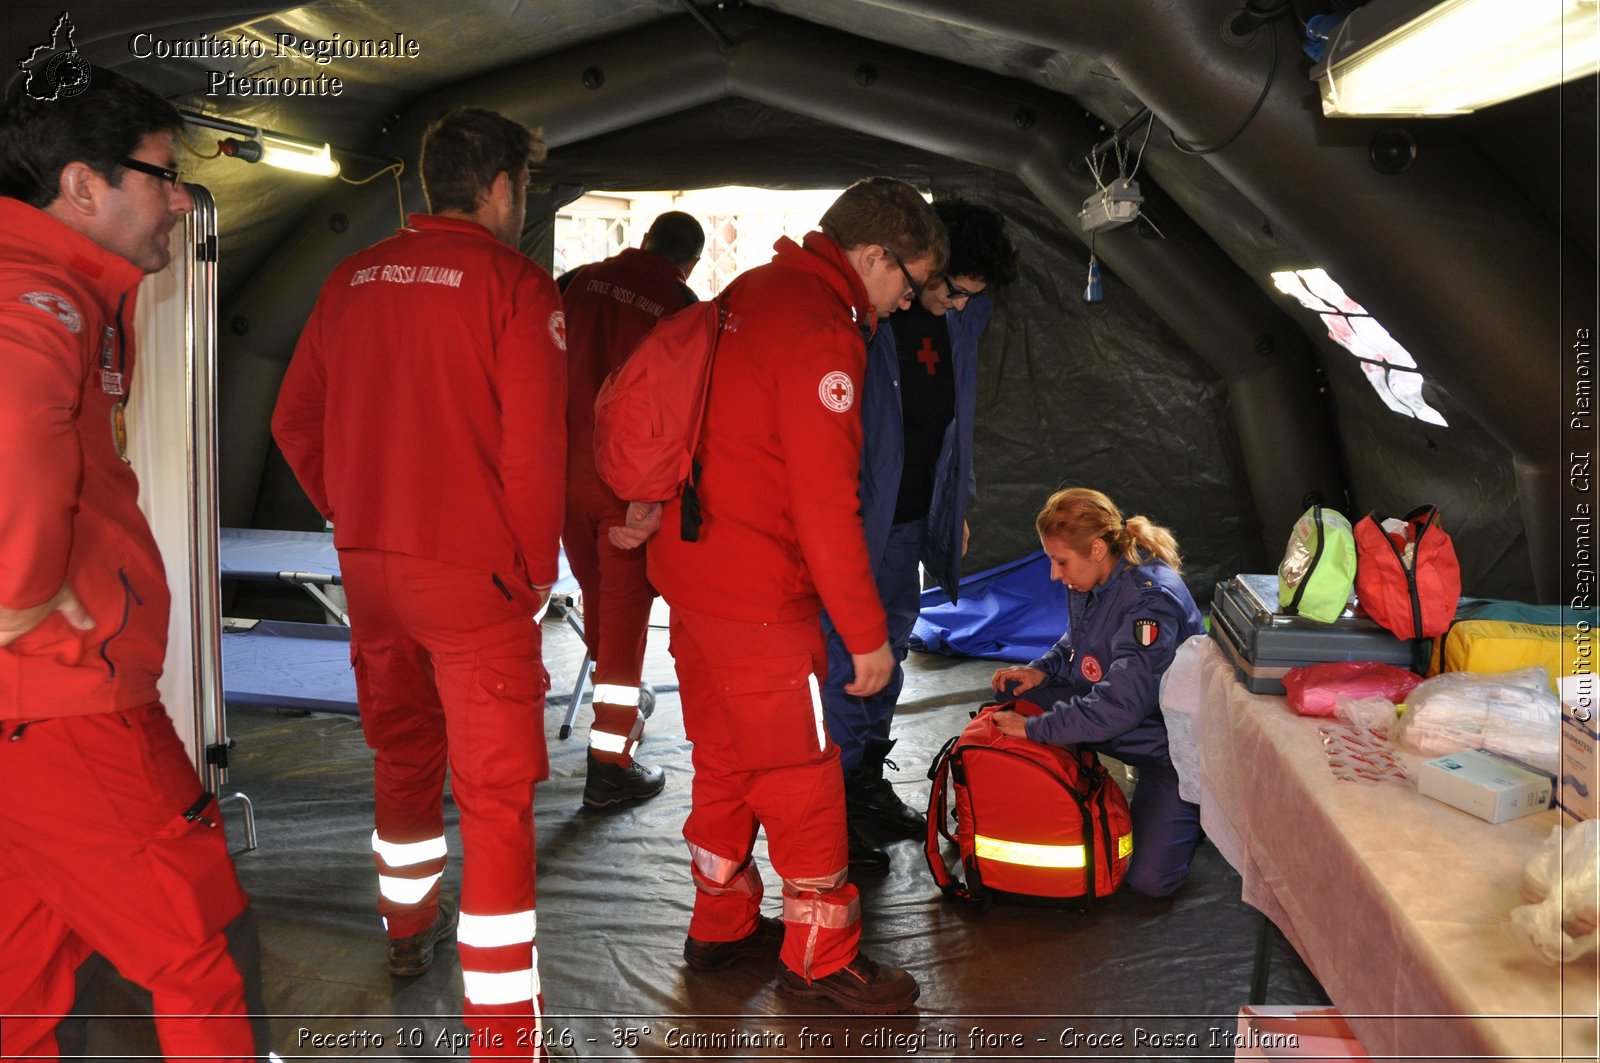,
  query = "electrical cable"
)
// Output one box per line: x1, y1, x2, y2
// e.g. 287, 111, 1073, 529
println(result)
1168, 16, 1280, 156
1127, 110, 1156, 180
339, 158, 408, 232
